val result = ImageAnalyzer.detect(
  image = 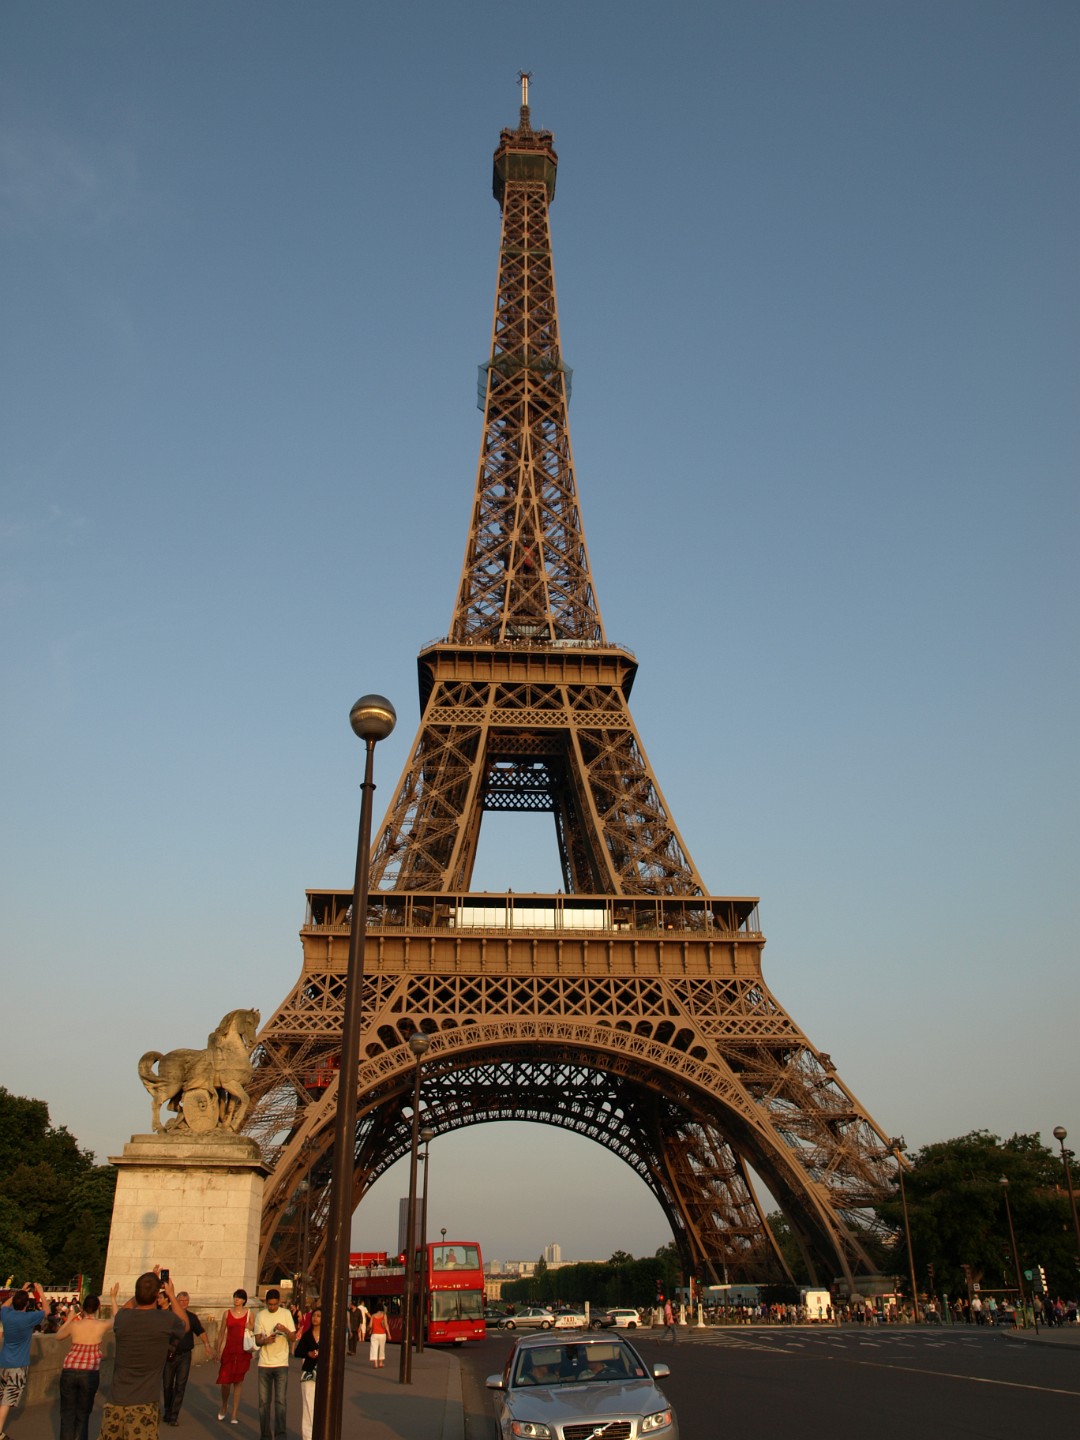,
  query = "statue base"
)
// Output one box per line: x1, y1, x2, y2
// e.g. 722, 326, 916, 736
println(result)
103, 1132, 269, 1315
